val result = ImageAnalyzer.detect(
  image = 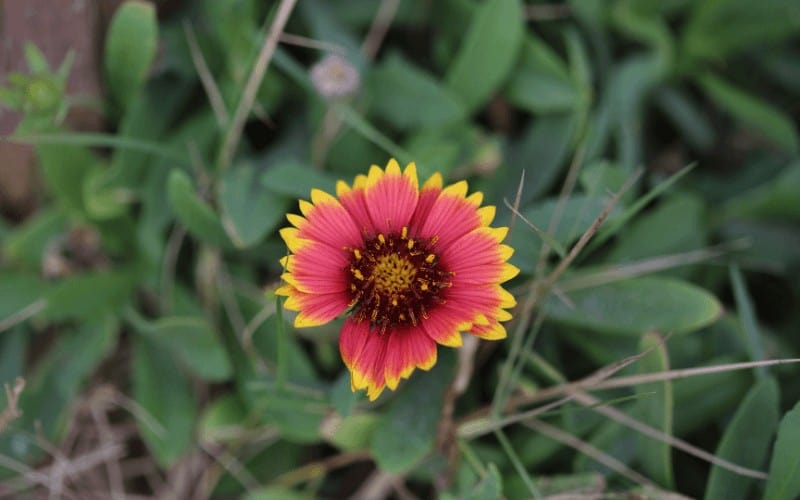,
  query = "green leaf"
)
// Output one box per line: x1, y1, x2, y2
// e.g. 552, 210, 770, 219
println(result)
262, 162, 338, 200
43, 271, 136, 321
199, 394, 247, 443
721, 161, 800, 221
729, 266, 767, 381
606, 194, 707, 268
35, 141, 95, 215
683, 0, 800, 63
167, 169, 231, 248
547, 276, 722, 335
132, 335, 197, 466
220, 164, 289, 248
501, 112, 579, 206
445, 0, 524, 113
251, 385, 328, 444
104, 0, 158, 111
325, 413, 379, 451
635, 332, 674, 488
507, 195, 621, 273
370, 53, 465, 129
464, 463, 503, 500
371, 350, 456, 472
142, 316, 233, 382
764, 401, 800, 500
699, 72, 799, 153
505, 38, 580, 115
0, 273, 47, 321
704, 377, 779, 500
